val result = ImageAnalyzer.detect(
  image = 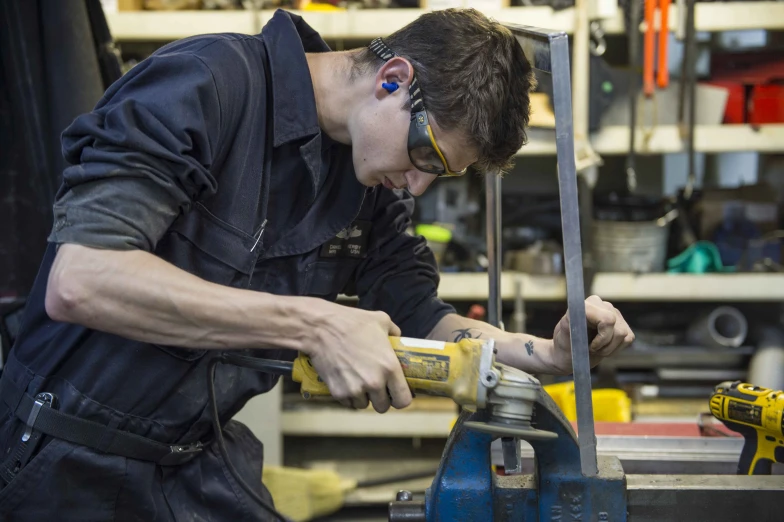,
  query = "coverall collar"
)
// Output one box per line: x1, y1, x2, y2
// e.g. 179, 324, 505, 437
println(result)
262, 9, 332, 195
